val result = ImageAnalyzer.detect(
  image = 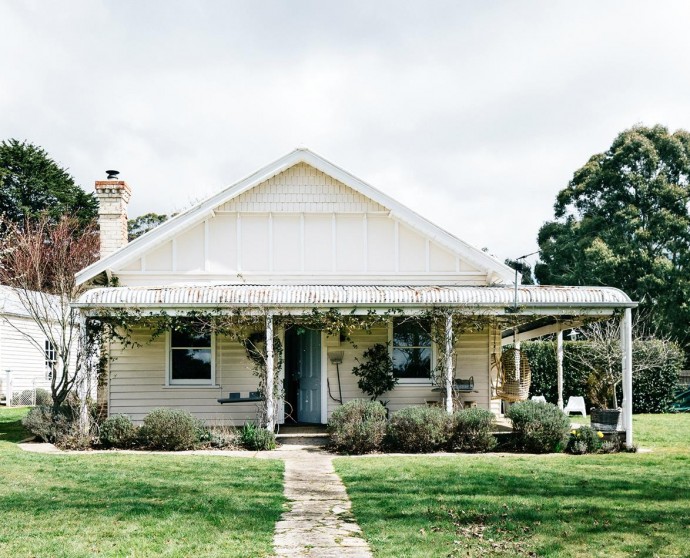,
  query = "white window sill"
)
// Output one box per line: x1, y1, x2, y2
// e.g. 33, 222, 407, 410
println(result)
163, 384, 221, 389
396, 380, 434, 387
